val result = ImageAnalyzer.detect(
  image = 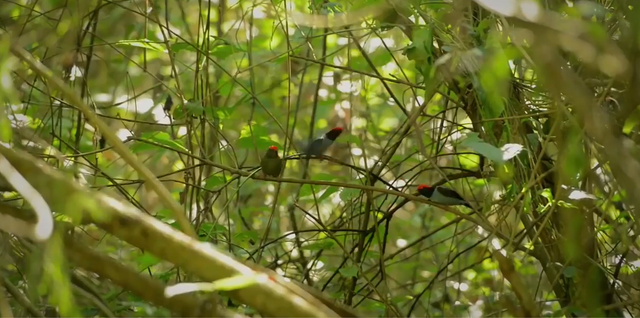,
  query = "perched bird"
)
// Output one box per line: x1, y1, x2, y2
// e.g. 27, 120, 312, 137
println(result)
417, 184, 472, 208
163, 95, 174, 113
260, 146, 284, 177
99, 135, 106, 150
304, 127, 343, 156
